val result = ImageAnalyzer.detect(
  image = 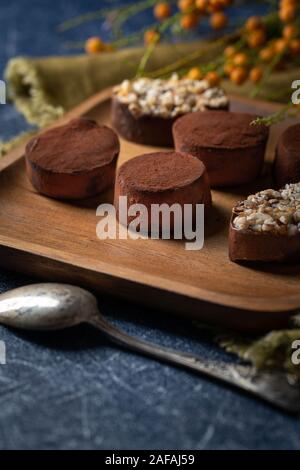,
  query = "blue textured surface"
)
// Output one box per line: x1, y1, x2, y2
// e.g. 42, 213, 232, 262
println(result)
0, 0, 300, 451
